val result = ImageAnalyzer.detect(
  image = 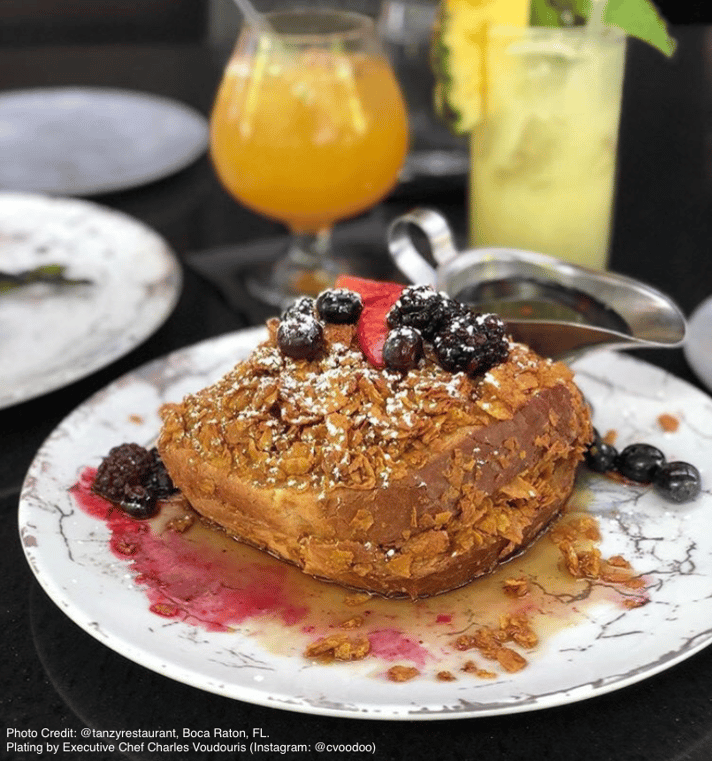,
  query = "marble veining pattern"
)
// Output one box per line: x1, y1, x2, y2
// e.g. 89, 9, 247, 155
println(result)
0, 192, 182, 408
17, 331, 712, 719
